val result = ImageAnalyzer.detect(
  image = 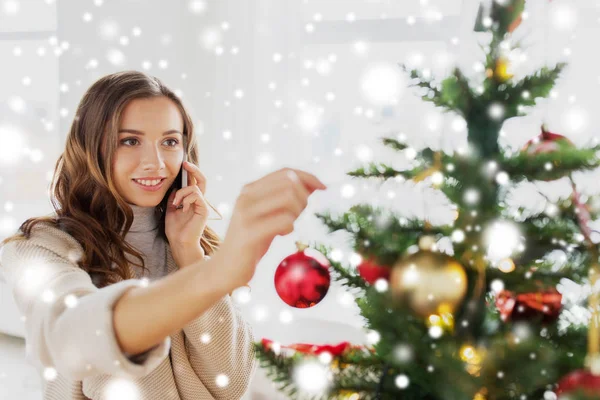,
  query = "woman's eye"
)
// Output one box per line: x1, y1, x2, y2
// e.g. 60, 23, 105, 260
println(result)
120, 138, 179, 147
120, 138, 138, 146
